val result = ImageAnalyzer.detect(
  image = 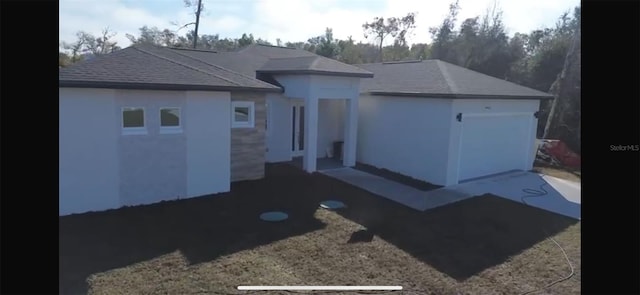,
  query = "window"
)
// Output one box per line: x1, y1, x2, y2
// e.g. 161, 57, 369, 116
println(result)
232, 101, 255, 128
160, 107, 182, 133
122, 107, 146, 135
